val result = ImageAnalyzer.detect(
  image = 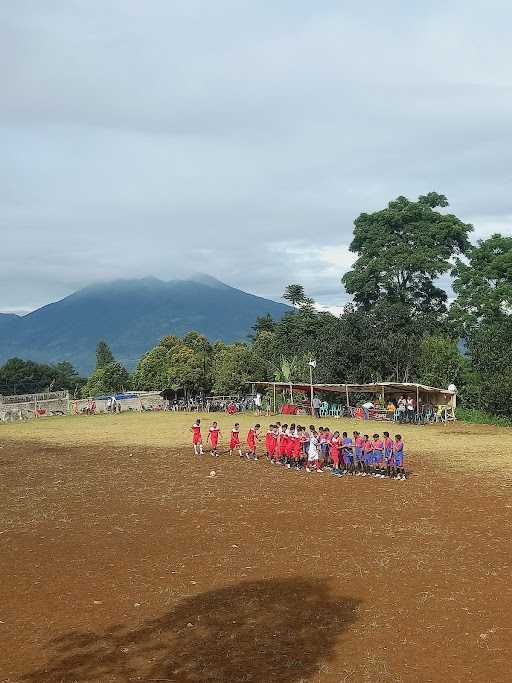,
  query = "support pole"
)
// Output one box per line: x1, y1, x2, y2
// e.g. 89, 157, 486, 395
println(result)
273, 383, 276, 414
345, 384, 349, 407
309, 366, 314, 416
